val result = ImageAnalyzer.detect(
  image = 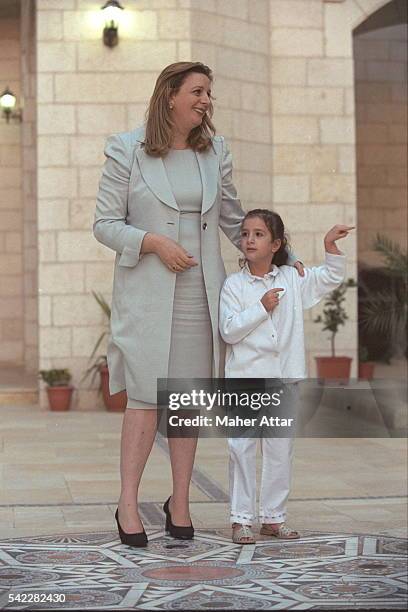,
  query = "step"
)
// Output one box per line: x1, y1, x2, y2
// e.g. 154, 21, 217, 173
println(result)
0, 388, 39, 406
